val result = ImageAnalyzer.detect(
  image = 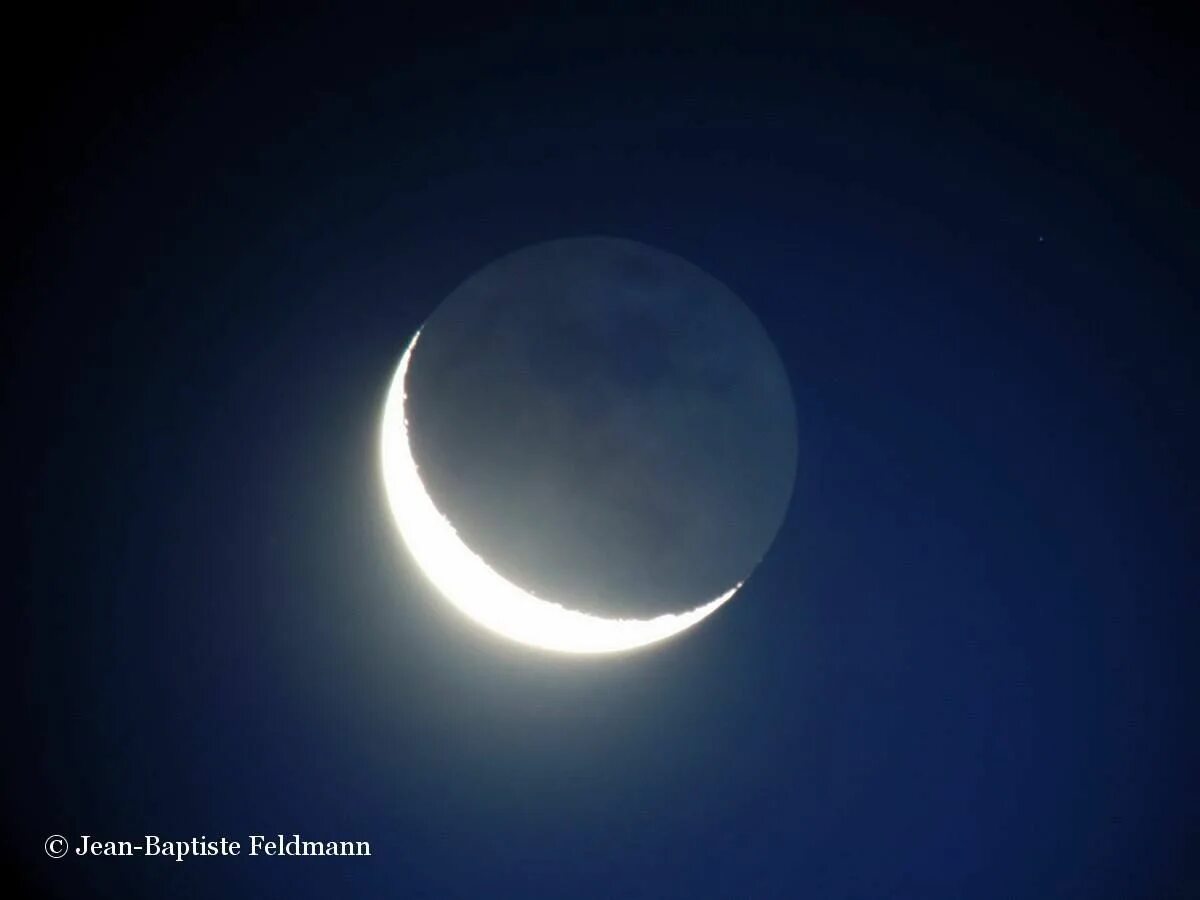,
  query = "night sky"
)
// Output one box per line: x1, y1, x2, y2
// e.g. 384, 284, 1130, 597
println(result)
7, 5, 1198, 898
